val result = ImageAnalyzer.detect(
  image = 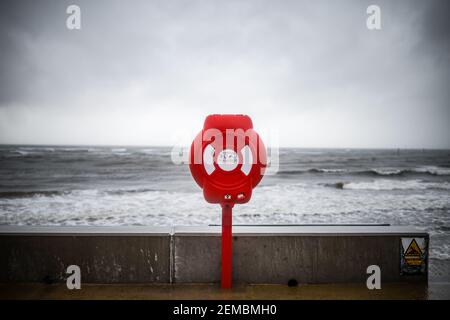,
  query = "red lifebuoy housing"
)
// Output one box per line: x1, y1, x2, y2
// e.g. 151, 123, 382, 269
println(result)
189, 114, 267, 205
189, 114, 267, 288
